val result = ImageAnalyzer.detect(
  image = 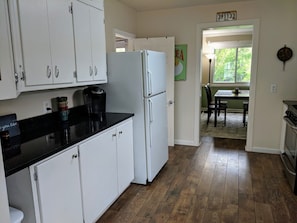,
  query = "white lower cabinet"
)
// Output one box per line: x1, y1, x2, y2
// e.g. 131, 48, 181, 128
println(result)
6, 146, 84, 223
79, 127, 118, 223
116, 119, 134, 194
33, 146, 83, 223
6, 118, 134, 223
79, 118, 134, 223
